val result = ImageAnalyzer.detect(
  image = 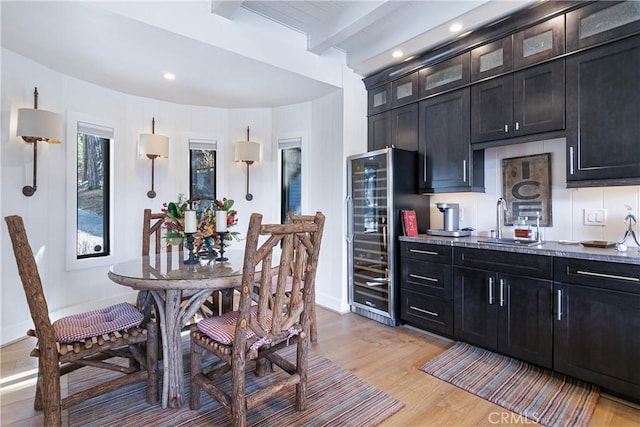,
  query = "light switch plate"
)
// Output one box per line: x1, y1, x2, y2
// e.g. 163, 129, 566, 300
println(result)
584, 208, 607, 226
